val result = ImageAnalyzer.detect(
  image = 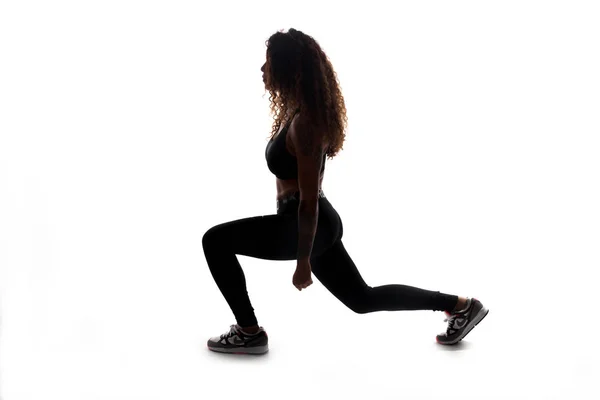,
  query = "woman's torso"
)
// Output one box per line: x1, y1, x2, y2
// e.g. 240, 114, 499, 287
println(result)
266, 110, 327, 200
